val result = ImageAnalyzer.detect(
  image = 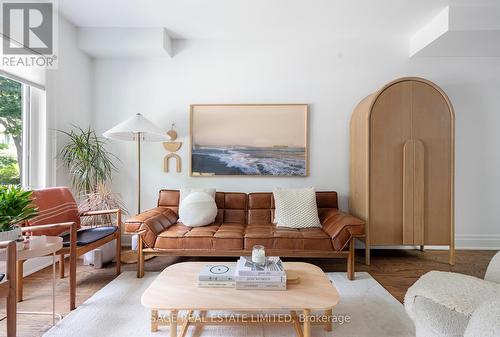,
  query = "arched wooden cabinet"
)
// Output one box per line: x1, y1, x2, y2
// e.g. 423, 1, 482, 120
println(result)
349, 77, 455, 265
